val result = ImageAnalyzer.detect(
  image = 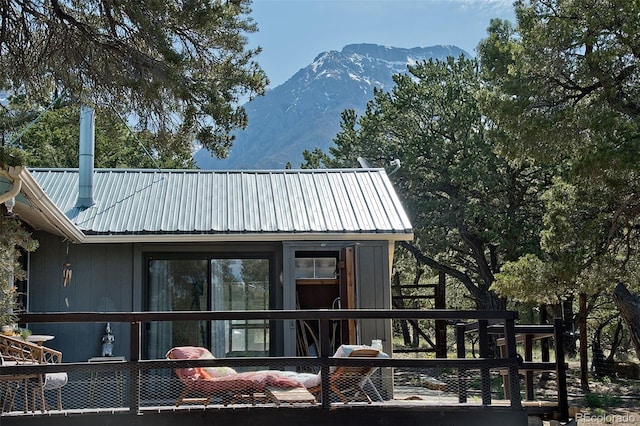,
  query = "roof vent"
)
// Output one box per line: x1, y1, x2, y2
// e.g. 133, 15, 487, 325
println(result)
357, 157, 372, 168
